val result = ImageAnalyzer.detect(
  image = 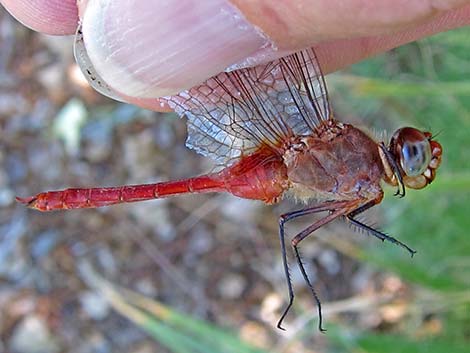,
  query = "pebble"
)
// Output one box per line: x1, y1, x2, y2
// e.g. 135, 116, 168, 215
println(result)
135, 278, 158, 297
217, 273, 246, 299
188, 225, 213, 255
53, 98, 88, 156
76, 333, 110, 353
9, 315, 60, 353
152, 120, 175, 149
95, 246, 118, 277
5, 153, 27, 182
0, 215, 28, 281
0, 187, 14, 207
30, 230, 60, 260
318, 249, 341, 275
81, 120, 113, 162
220, 196, 261, 223
129, 201, 175, 239
79, 291, 110, 321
